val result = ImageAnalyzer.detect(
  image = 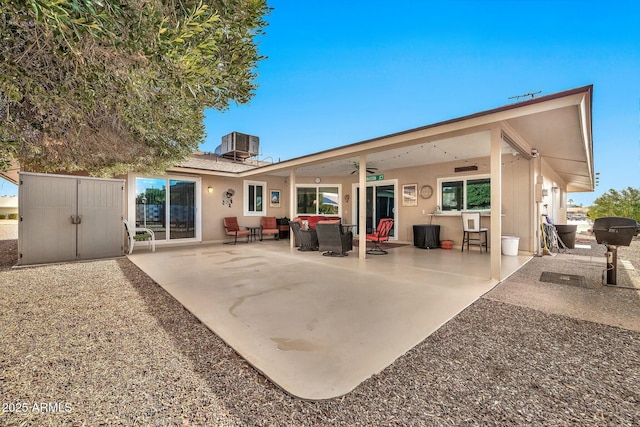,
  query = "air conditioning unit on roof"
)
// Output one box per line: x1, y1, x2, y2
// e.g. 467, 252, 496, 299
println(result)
219, 132, 259, 160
